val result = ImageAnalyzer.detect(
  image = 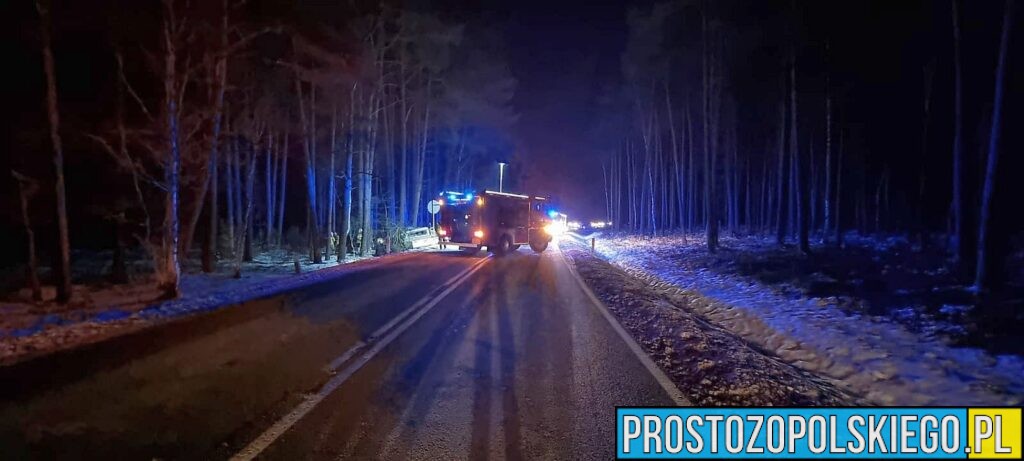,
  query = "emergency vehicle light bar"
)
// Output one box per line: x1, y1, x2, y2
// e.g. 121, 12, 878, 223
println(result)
483, 190, 530, 199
